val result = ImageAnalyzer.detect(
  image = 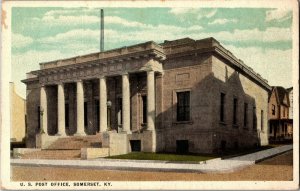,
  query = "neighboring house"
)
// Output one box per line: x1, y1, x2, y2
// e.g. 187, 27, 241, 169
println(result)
268, 86, 293, 141
287, 87, 293, 139
22, 37, 270, 154
10, 82, 26, 146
